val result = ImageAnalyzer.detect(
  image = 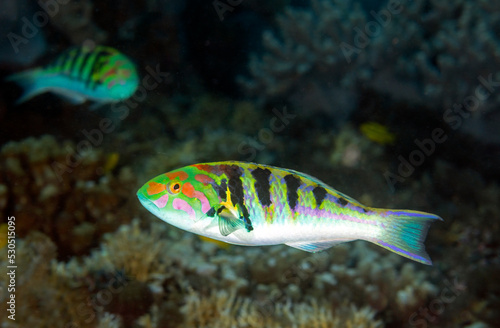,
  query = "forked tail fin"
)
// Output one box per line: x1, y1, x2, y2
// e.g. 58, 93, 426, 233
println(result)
6, 69, 44, 104
371, 210, 443, 265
